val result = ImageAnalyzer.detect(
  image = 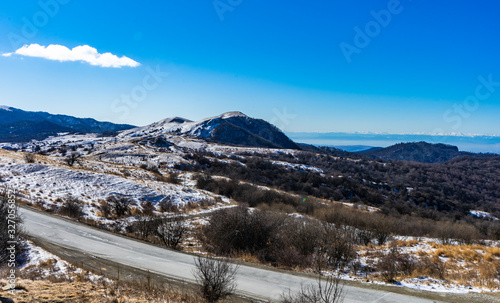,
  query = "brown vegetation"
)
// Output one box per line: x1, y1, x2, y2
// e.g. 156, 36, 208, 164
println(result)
185, 150, 500, 241
58, 195, 85, 219
199, 206, 356, 270
0, 277, 203, 303
193, 257, 238, 302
